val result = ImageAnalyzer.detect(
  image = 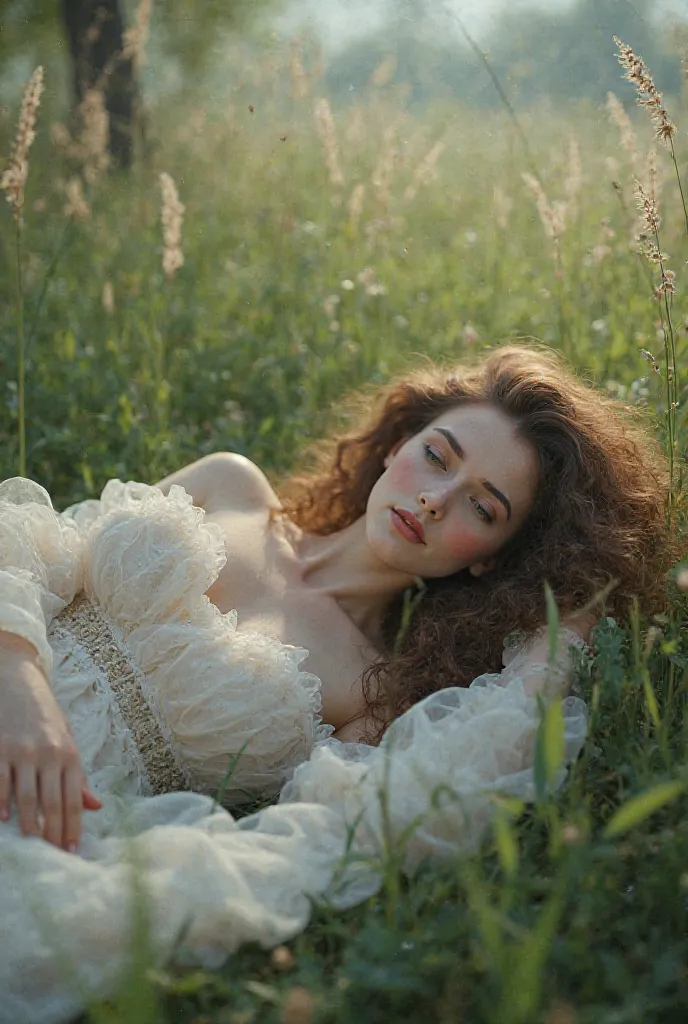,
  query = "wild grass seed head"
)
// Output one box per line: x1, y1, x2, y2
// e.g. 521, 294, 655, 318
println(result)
606, 91, 639, 170
290, 37, 309, 100
564, 136, 582, 222
160, 171, 185, 278
403, 139, 446, 202
347, 182, 366, 227
522, 171, 567, 241
63, 176, 90, 220
1, 65, 44, 225
314, 98, 344, 188
78, 88, 110, 183
614, 36, 677, 145
122, 0, 153, 74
